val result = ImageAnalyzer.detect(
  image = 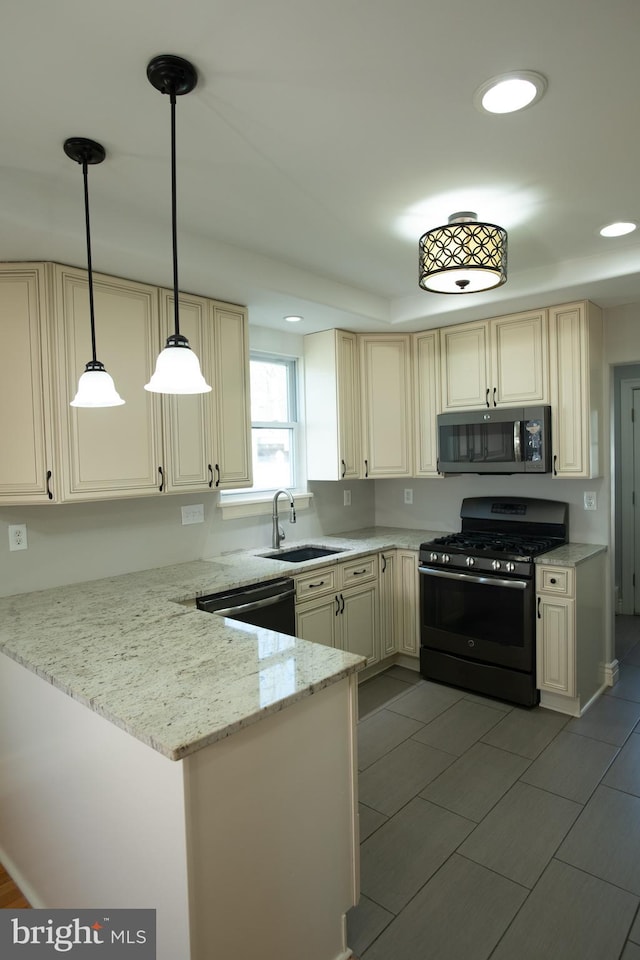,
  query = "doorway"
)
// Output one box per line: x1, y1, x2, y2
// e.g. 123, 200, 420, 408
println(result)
615, 365, 640, 615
